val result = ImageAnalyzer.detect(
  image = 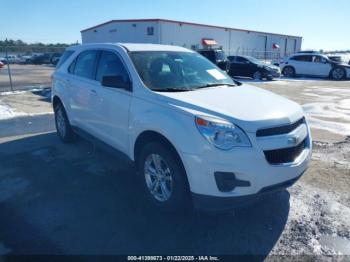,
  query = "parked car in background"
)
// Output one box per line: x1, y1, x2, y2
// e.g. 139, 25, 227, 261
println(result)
0, 61, 4, 68
197, 49, 230, 72
0, 57, 7, 65
29, 53, 52, 64
51, 53, 62, 65
52, 43, 311, 212
280, 53, 350, 80
228, 55, 281, 80
28, 53, 62, 65
3, 55, 22, 64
